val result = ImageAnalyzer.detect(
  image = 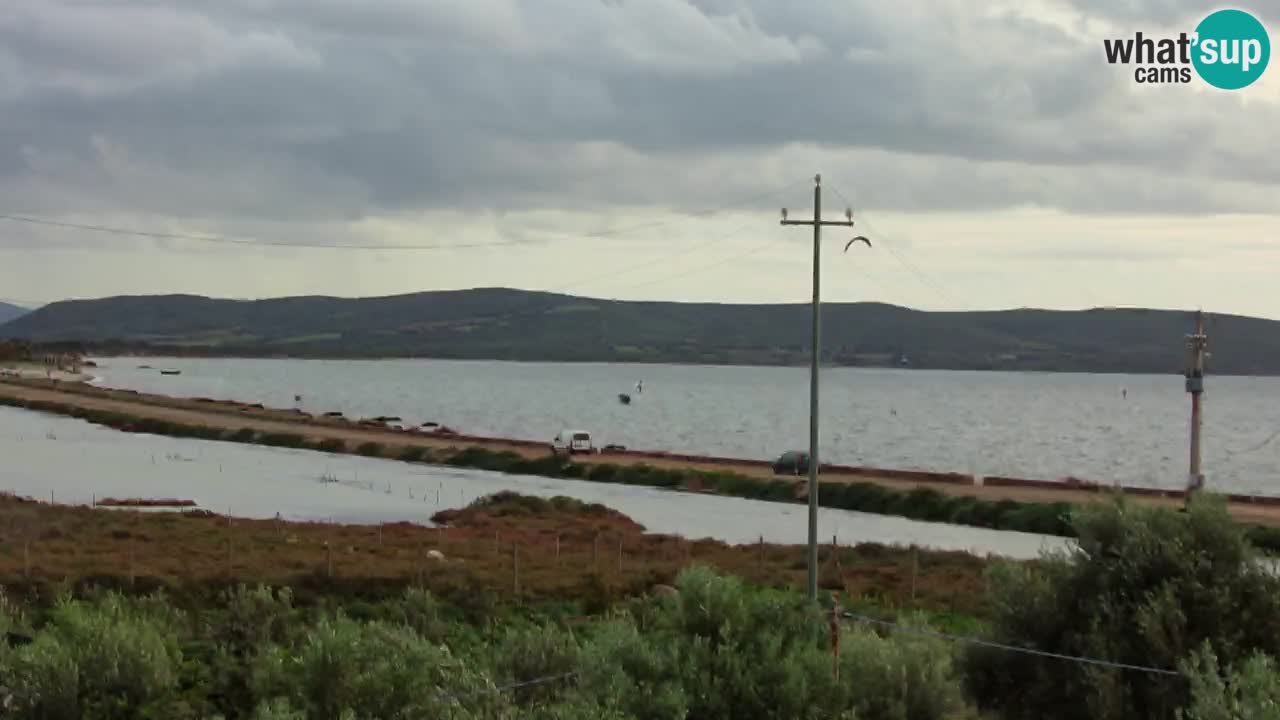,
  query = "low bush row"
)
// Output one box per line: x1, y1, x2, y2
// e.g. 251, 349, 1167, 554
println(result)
0, 567, 975, 720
